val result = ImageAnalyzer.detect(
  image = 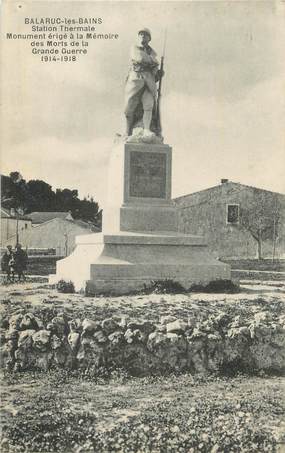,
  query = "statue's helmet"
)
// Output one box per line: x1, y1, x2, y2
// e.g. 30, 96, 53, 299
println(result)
138, 28, 151, 40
